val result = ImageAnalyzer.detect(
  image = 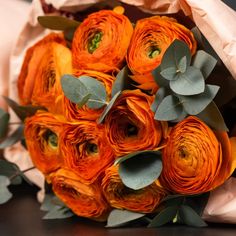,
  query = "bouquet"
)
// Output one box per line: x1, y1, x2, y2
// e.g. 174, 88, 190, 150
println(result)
1, 0, 236, 227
